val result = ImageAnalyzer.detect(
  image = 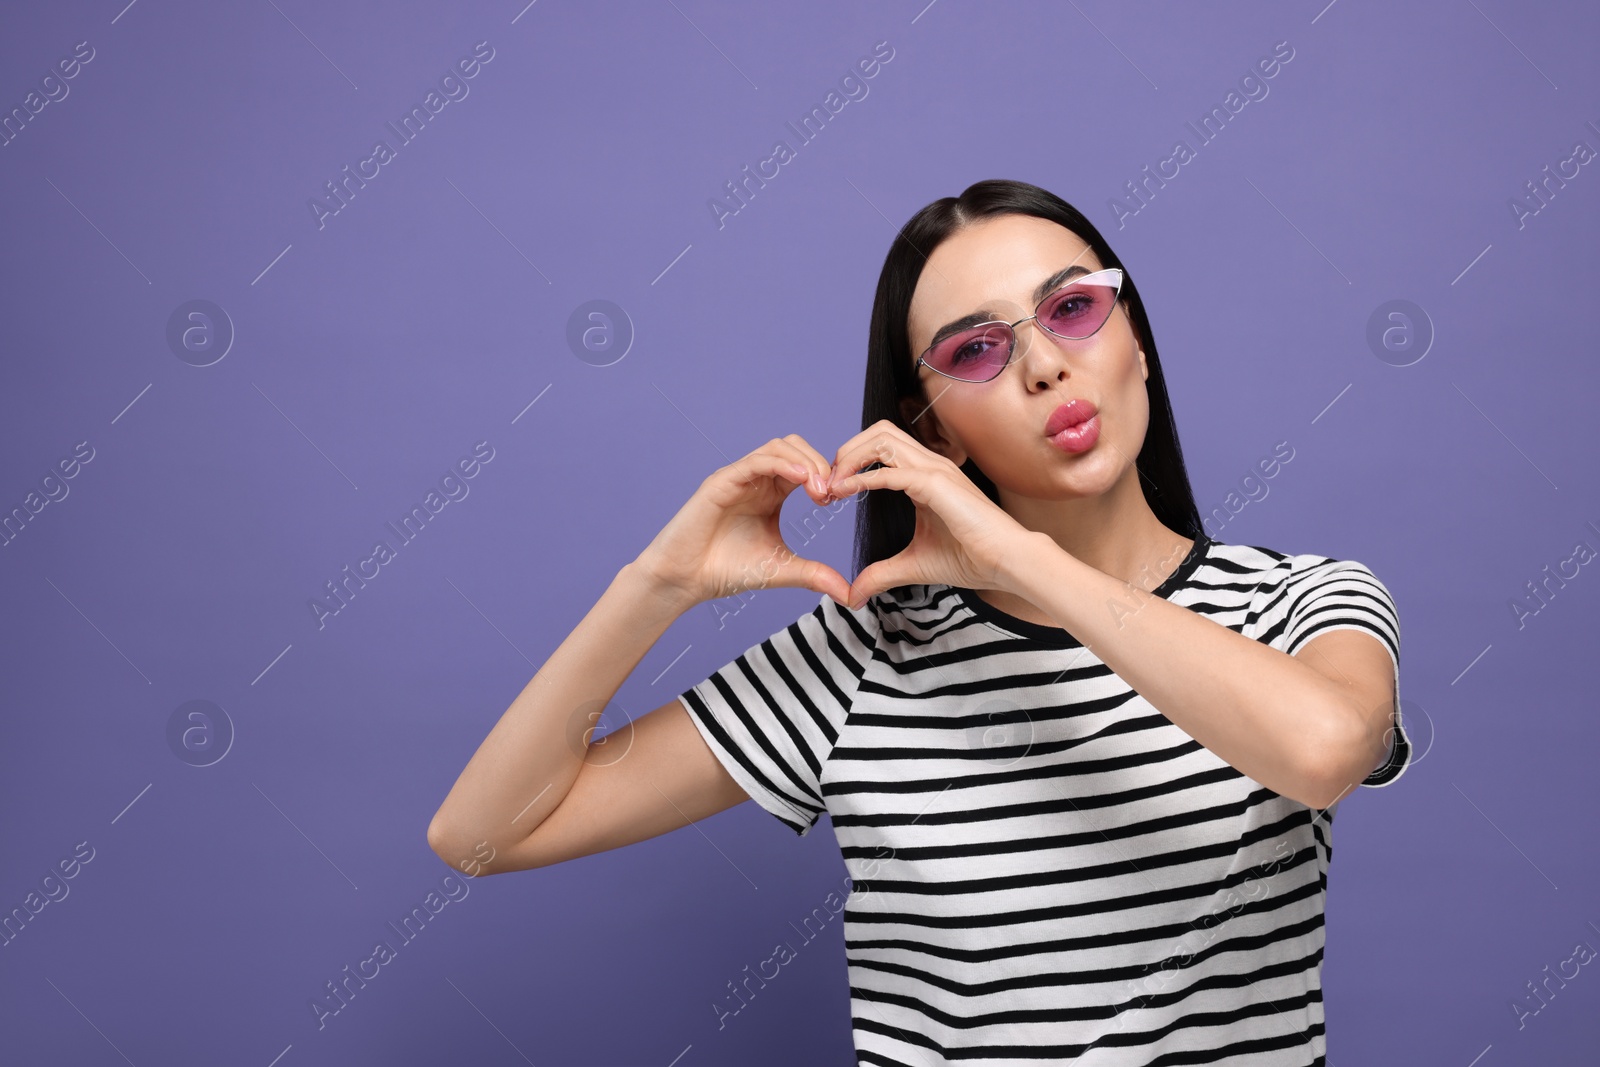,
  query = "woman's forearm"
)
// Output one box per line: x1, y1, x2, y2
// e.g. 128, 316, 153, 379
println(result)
991, 531, 1371, 808
427, 561, 696, 857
